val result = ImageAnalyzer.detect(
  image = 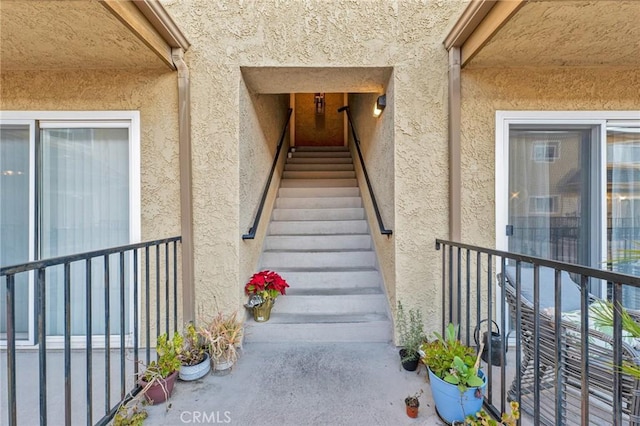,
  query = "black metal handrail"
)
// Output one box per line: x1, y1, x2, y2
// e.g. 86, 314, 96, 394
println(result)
435, 238, 640, 425
2, 236, 182, 426
338, 106, 392, 236
242, 108, 293, 240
